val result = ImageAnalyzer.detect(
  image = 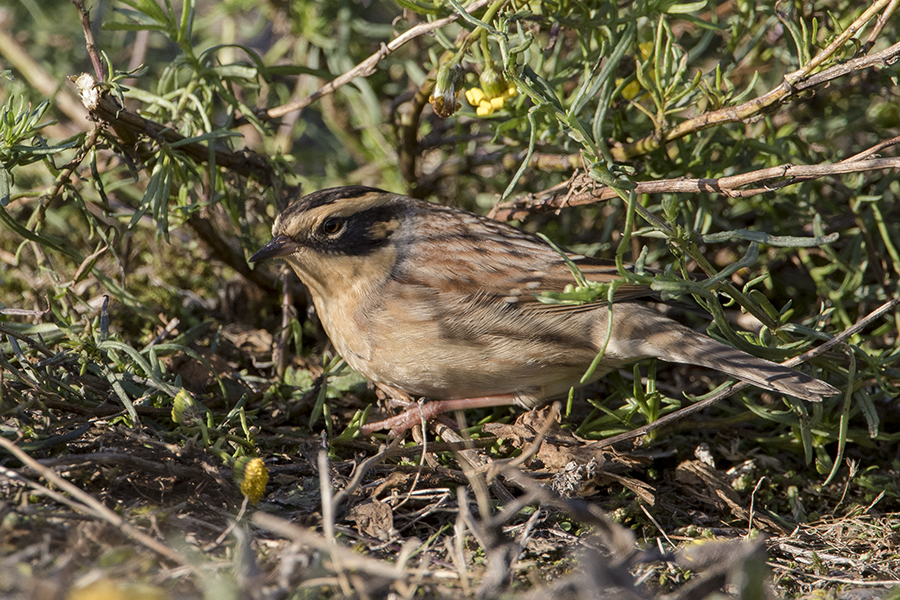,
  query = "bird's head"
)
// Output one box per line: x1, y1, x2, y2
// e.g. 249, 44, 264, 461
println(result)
250, 186, 407, 297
